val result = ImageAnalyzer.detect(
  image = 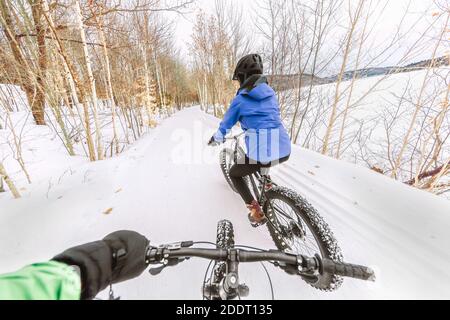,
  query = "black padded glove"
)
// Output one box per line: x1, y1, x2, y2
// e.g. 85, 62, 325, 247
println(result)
208, 136, 219, 146
53, 231, 149, 300
103, 230, 150, 284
